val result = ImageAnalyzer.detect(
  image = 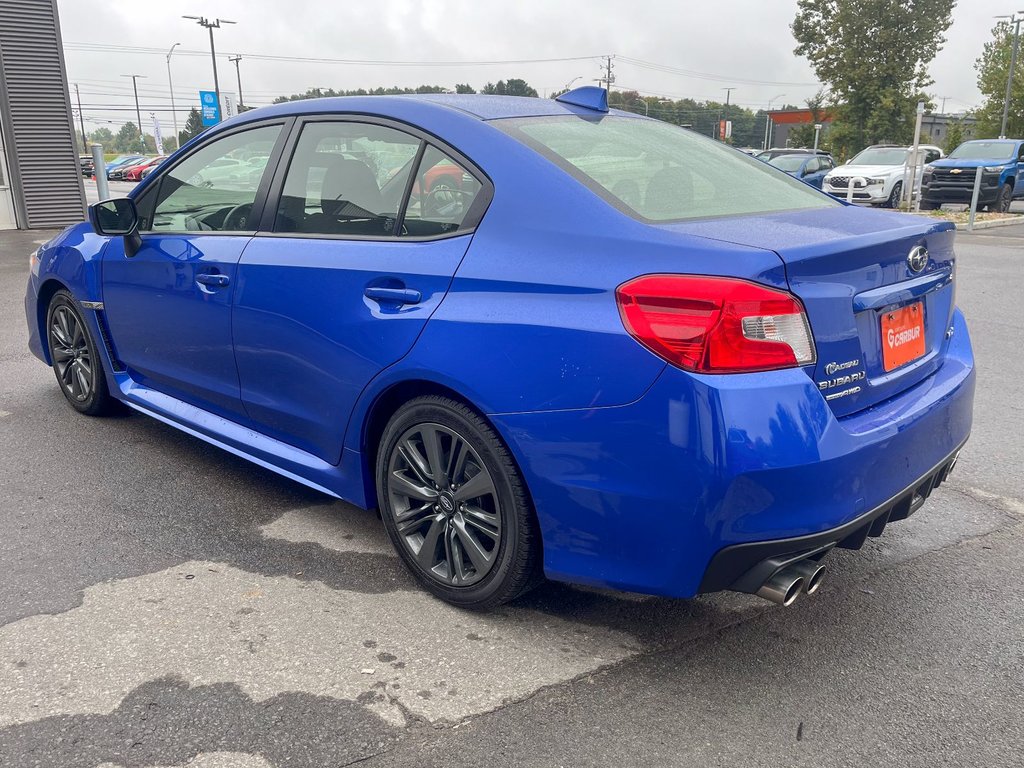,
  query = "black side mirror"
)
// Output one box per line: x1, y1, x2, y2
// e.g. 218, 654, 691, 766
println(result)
89, 198, 142, 257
